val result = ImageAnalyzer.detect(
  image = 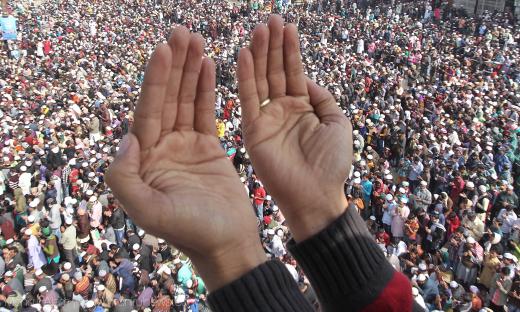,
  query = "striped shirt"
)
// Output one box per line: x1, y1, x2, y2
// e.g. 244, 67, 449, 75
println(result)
74, 276, 90, 299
